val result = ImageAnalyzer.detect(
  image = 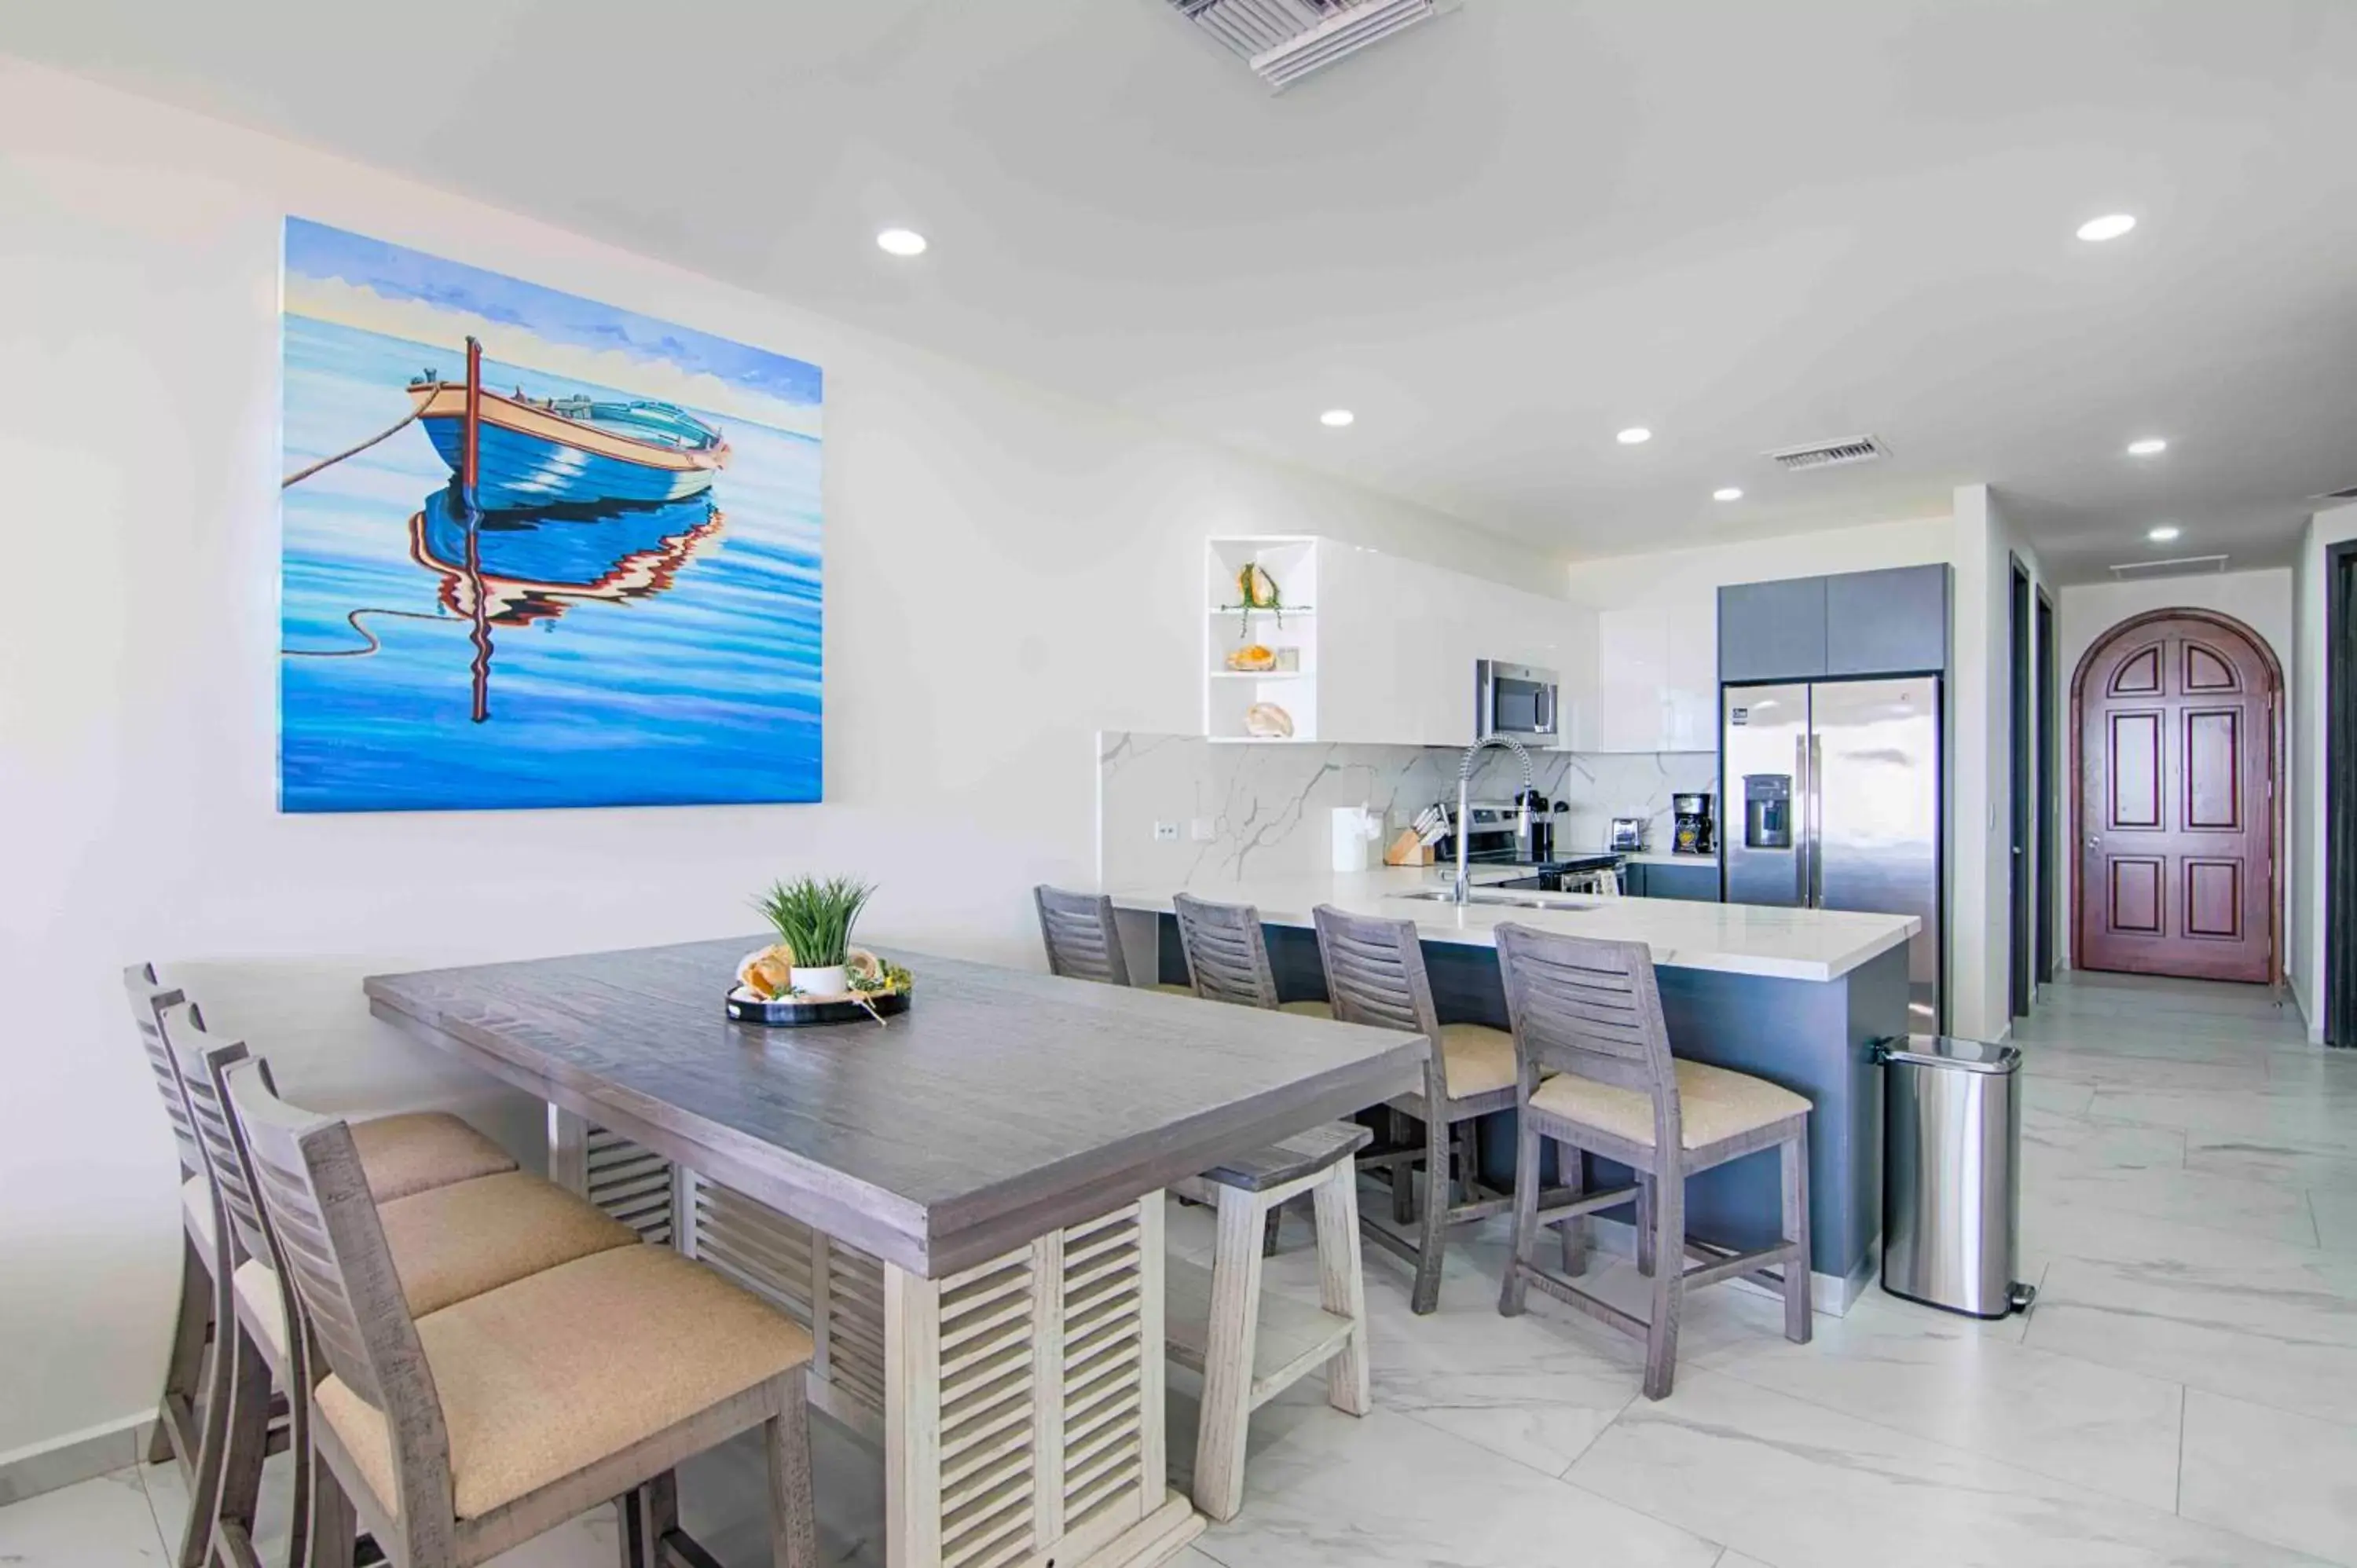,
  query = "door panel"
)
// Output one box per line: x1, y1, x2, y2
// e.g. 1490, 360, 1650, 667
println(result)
1813, 677, 1943, 1030
2077, 614, 2275, 983
1721, 683, 1810, 907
